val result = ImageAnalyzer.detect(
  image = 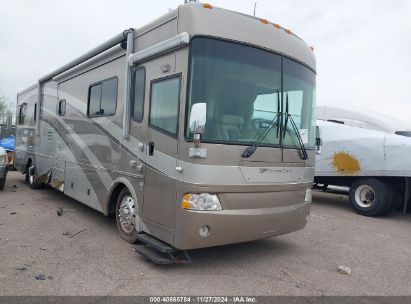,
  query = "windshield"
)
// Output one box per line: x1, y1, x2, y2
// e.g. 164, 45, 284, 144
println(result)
186, 37, 316, 148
